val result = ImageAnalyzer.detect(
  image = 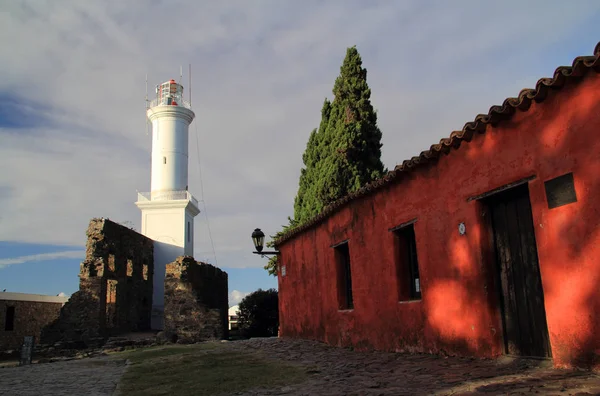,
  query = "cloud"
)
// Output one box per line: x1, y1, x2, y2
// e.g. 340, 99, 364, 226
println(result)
0, 0, 598, 271
0, 250, 85, 268
229, 290, 250, 307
